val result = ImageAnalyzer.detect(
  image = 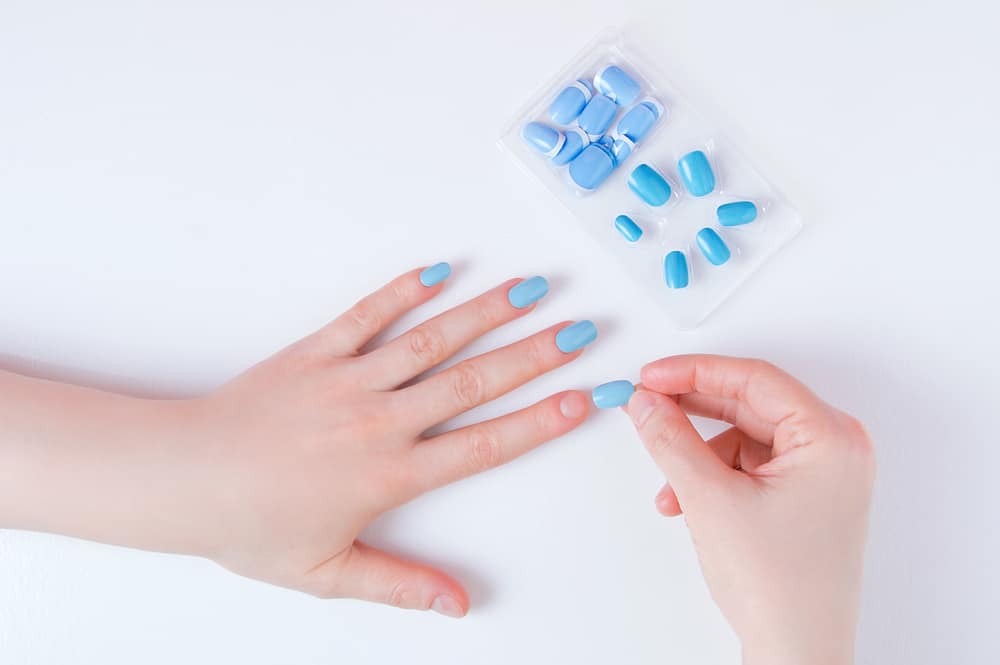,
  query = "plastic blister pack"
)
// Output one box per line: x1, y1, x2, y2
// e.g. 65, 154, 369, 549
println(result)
499, 29, 802, 329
